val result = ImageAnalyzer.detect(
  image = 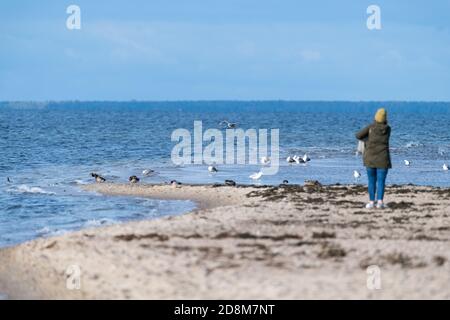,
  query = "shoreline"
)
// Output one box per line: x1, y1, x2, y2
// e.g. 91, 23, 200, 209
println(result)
1, 183, 449, 299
